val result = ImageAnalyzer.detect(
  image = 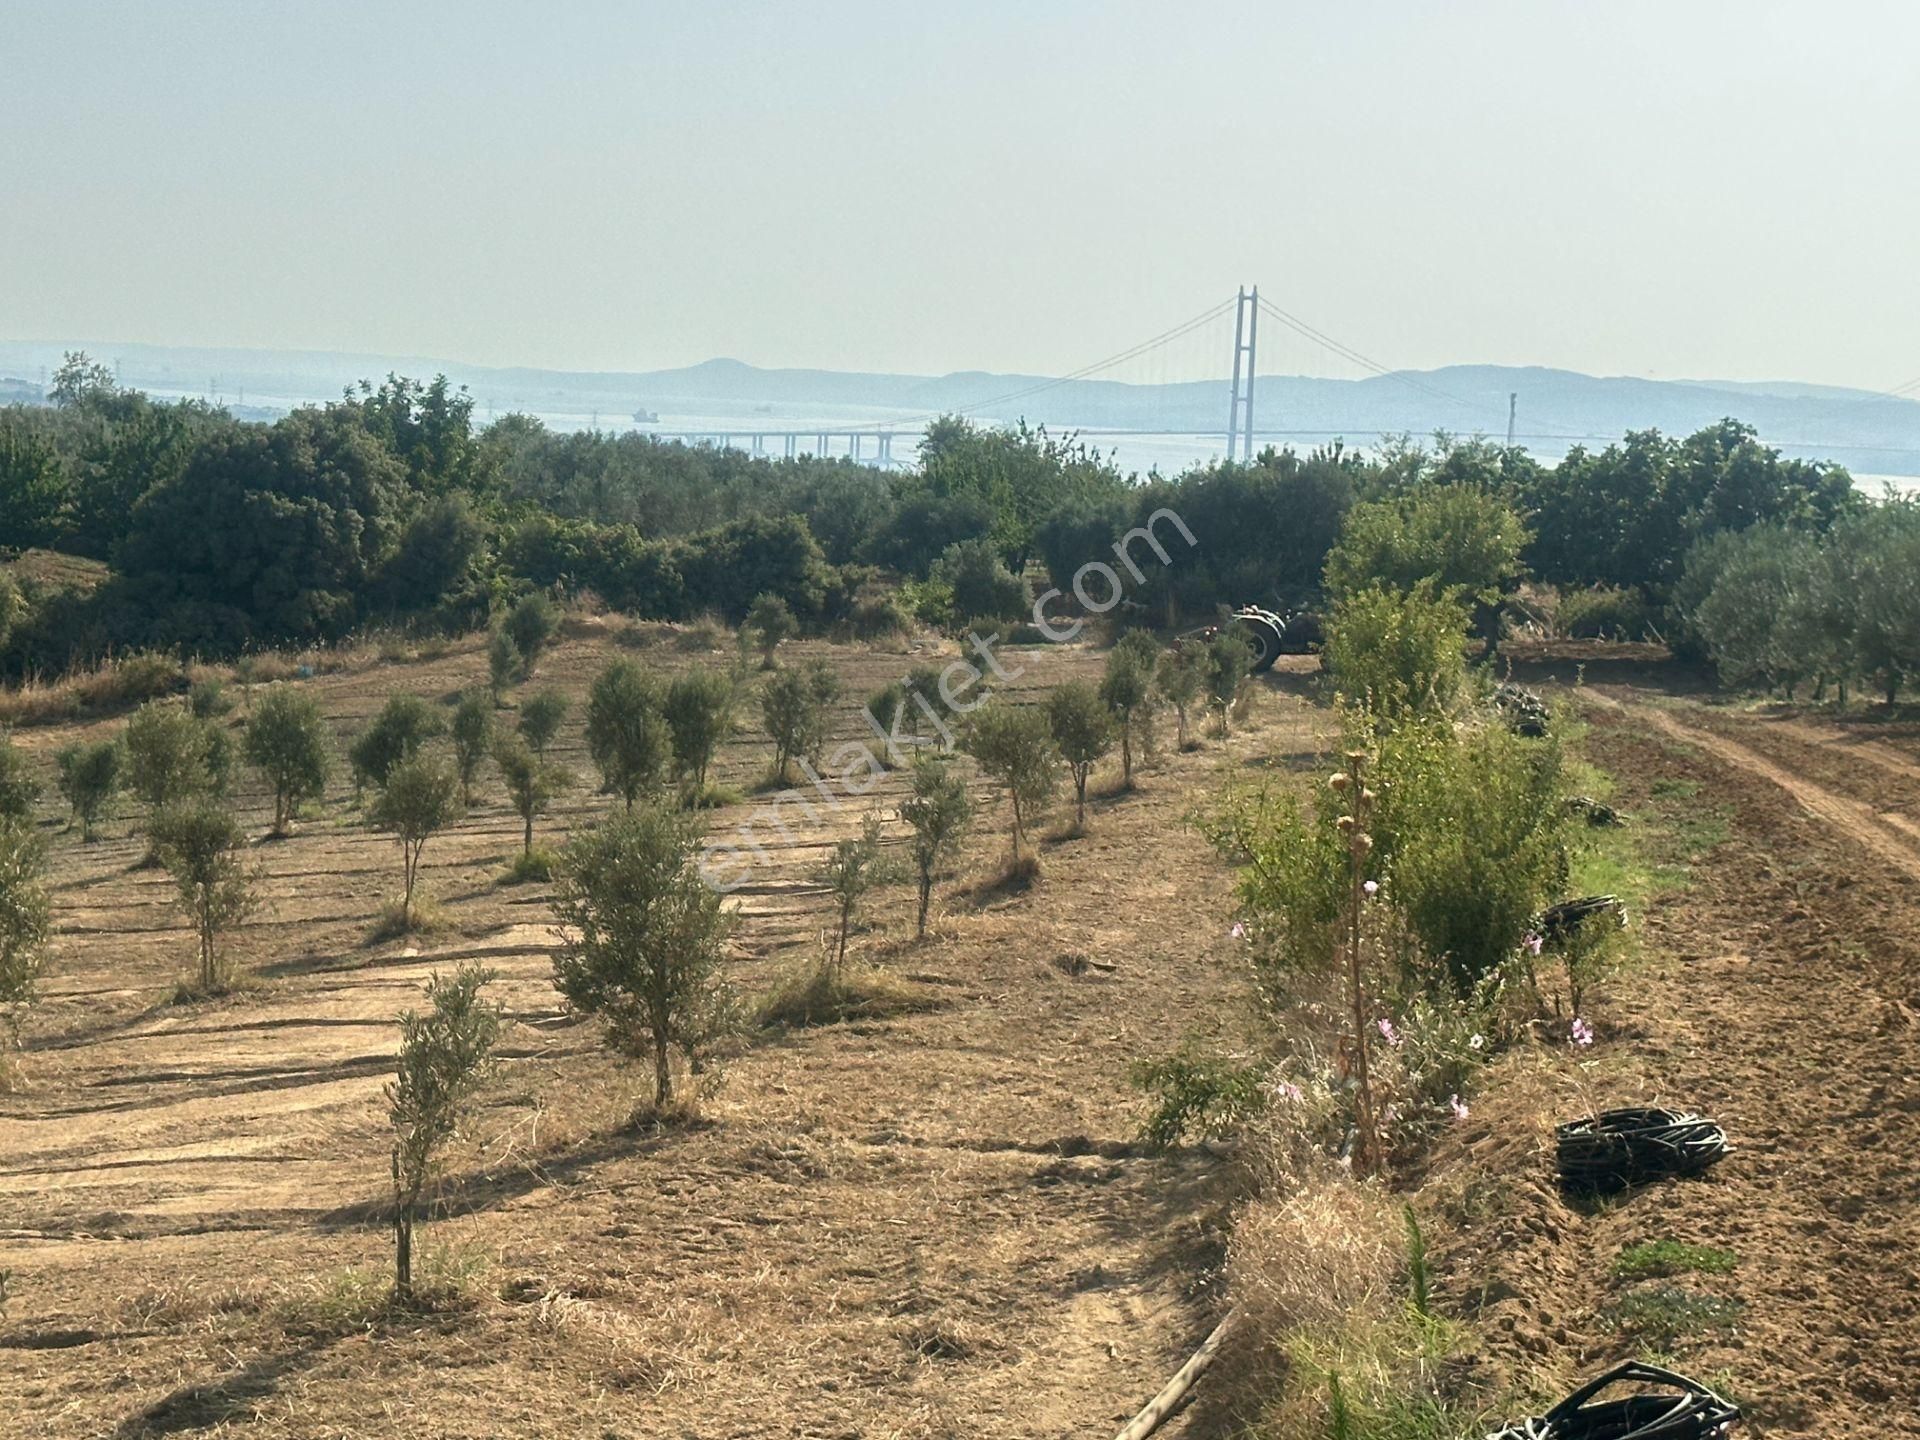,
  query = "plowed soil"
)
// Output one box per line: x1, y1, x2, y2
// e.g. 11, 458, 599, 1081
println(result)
1427, 689, 1920, 1437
